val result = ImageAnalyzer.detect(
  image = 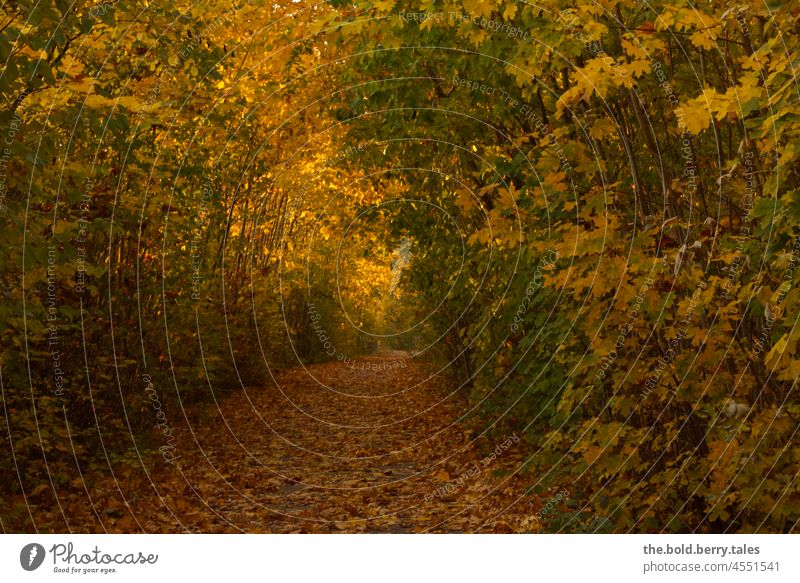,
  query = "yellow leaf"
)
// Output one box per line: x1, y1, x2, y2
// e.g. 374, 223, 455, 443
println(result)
84, 94, 113, 109
463, 0, 493, 19
590, 117, 616, 139
766, 333, 788, 368
583, 20, 607, 41
503, 2, 517, 20
372, 0, 396, 12
468, 28, 488, 47
726, 82, 762, 111
626, 59, 652, 78
419, 14, 435, 32
690, 30, 717, 50
621, 38, 648, 60
496, 185, 517, 210
455, 188, 478, 213
656, 11, 675, 30
583, 445, 602, 464
680, 95, 714, 135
